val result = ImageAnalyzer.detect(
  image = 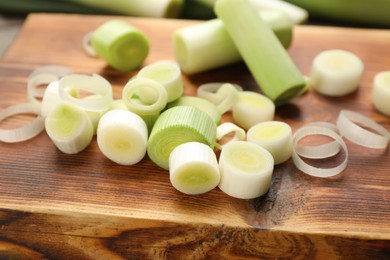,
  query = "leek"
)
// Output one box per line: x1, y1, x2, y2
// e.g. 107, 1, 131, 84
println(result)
214, 0, 306, 104
169, 142, 220, 195
147, 106, 217, 170
372, 71, 390, 116
173, 9, 293, 74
